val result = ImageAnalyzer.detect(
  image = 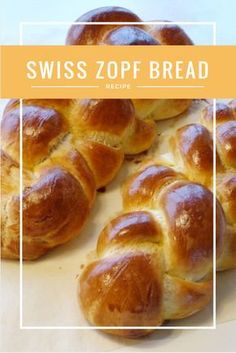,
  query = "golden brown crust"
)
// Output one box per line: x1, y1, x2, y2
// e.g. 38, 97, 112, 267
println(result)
63, 149, 96, 204
133, 98, 192, 121
66, 6, 142, 45
217, 174, 236, 224
70, 99, 135, 137
172, 124, 213, 187
122, 164, 182, 209
160, 180, 214, 279
1, 97, 155, 260
1, 104, 67, 169
79, 164, 215, 336
203, 101, 236, 269
217, 227, 236, 270
147, 23, 193, 45
201, 101, 236, 172
216, 173, 236, 269
123, 119, 156, 154
171, 100, 236, 270
97, 211, 161, 256
217, 121, 236, 169
23, 168, 89, 242
2, 167, 90, 260
201, 102, 235, 131
79, 253, 164, 330
77, 141, 124, 188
